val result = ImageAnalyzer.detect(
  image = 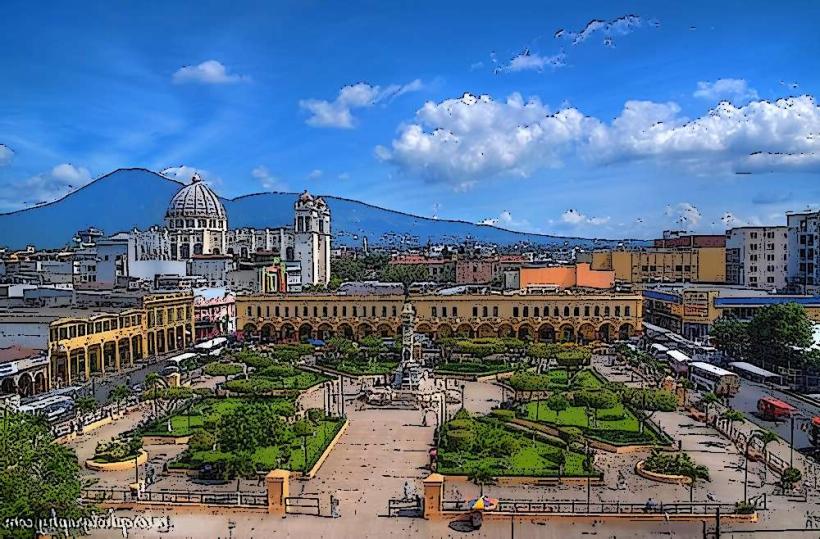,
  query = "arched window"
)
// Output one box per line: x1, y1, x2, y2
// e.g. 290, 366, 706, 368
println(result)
563, 306, 570, 317
286, 247, 294, 260
573, 306, 580, 317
